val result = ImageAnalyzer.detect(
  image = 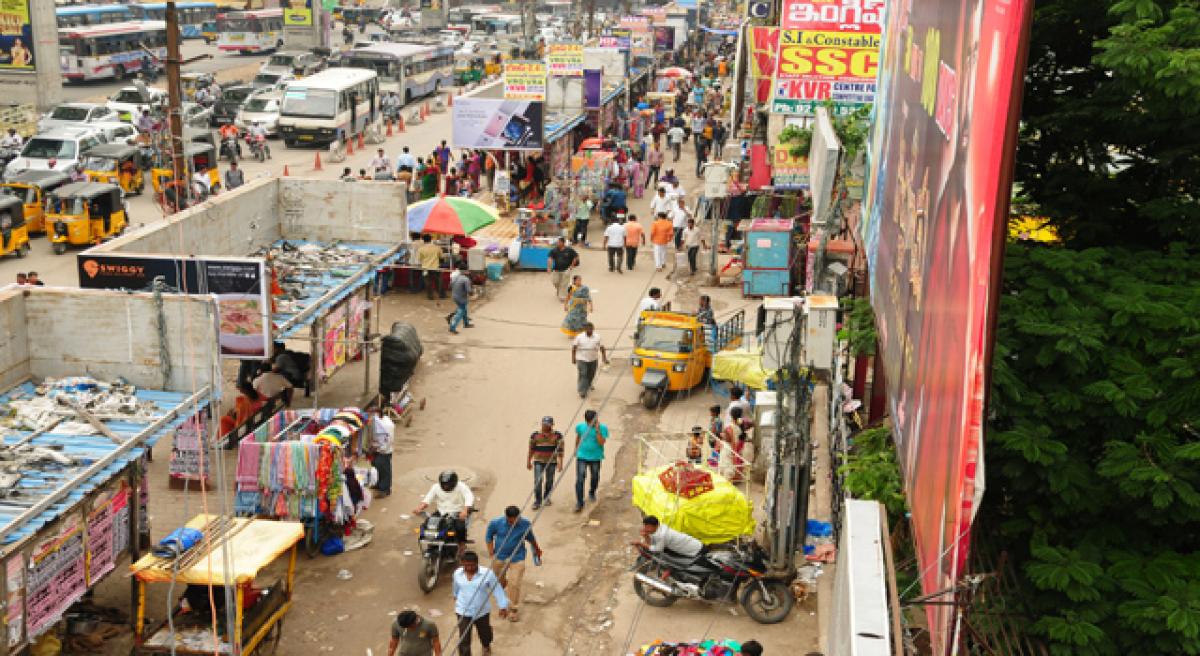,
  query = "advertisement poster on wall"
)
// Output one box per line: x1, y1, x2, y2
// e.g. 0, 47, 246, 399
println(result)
772, 147, 809, 190
0, 1, 34, 72
771, 0, 884, 115
748, 27, 780, 105
27, 516, 87, 637
76, 254, 271, 359
504, 60, 547, 100
452, 98, 544, 151
861, 0, 1033, 652
653, 26, 675, 51
599, 28, 631, 50
283, 0, 314, 25
547, 43, 584, 77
